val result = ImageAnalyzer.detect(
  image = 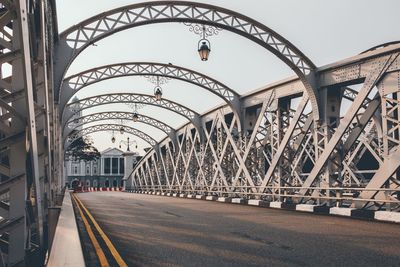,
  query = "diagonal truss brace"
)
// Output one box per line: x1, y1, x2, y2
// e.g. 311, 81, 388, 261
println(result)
299, 53, 400, 196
